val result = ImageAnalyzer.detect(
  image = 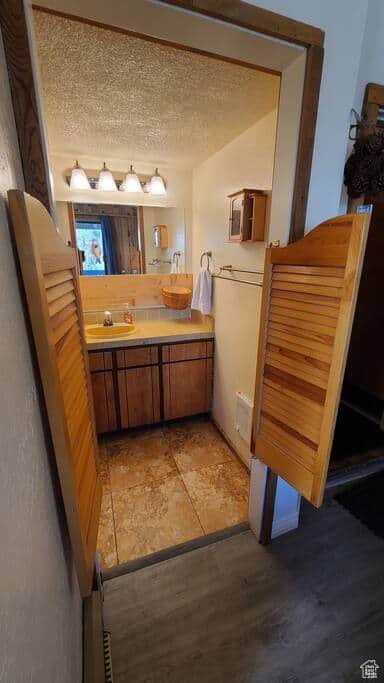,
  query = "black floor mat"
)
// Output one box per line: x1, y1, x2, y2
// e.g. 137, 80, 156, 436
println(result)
336, 472, 384, 539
